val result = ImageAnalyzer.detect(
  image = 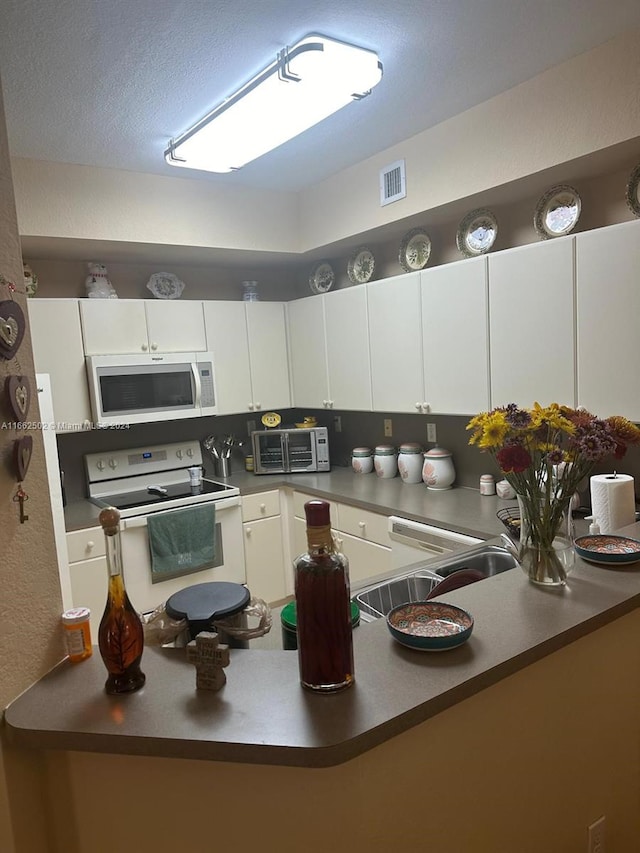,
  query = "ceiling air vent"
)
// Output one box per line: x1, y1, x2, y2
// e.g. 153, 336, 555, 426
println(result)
379, 159, 406, 206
